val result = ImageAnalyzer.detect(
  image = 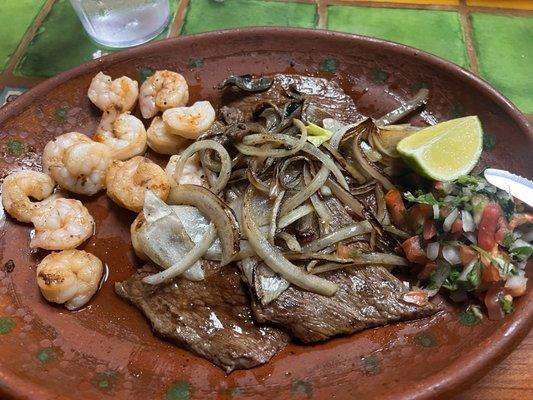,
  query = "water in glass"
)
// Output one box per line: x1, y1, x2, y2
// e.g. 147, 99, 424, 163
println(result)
69, 0, 170, 48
